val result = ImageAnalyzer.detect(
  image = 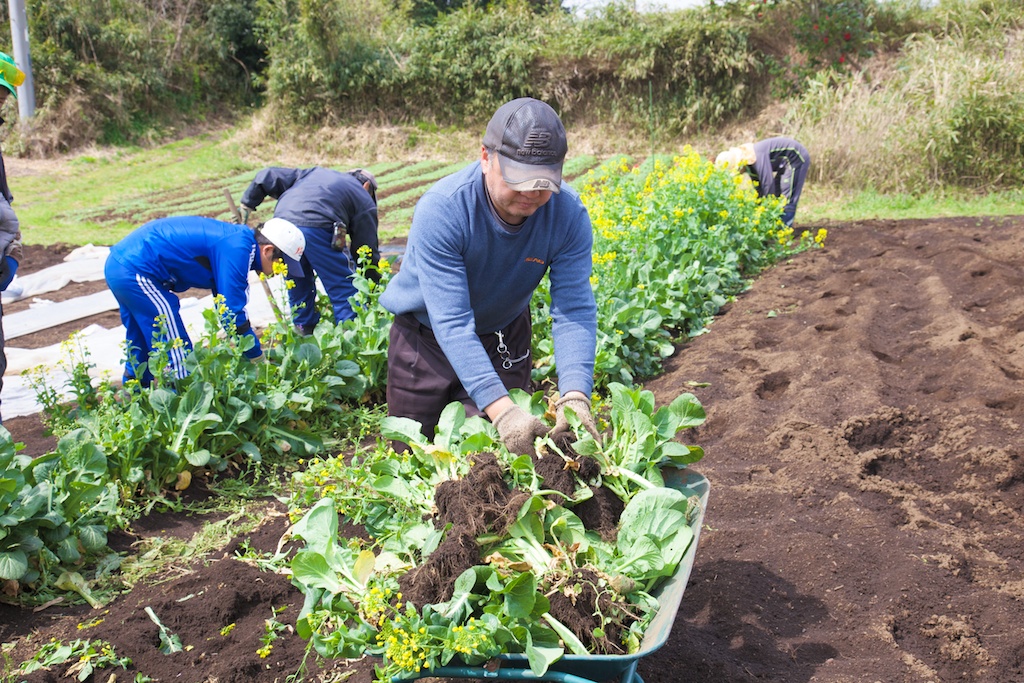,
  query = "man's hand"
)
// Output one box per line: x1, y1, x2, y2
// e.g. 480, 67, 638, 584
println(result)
551, 392, 600, 442
5, 230, 23, 262
240, 205, 255, 225
493, 404, 547, 456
